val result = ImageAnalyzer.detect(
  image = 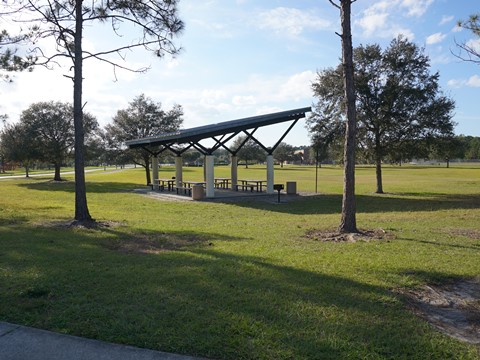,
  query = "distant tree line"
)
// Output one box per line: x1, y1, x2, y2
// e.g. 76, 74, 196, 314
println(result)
303, 135, 480, 165
2, 93, 478, 182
